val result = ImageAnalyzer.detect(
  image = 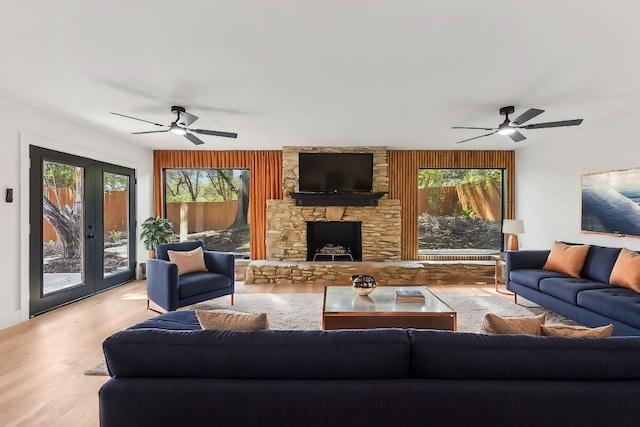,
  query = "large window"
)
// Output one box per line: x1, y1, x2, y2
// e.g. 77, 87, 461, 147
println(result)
164, 168, 250, 257
418, 168, 503, 254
